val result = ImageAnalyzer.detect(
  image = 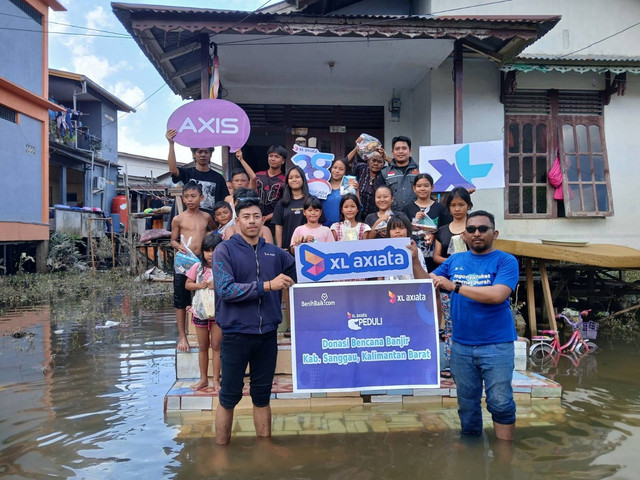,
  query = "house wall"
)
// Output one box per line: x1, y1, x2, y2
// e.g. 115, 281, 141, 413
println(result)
85, 162, 118, 212
410, 70, 432, 150
0, 0, 43, 96
79, 101, 102, 144
430, 0, 640, 58
0, 114, 43, 223
333, 0, 412, 15
429, 57, 640, 248
118, 156, 167, 180
0, 0, 54, 246
100, 103, 118, 164
228, 86, 421, 156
